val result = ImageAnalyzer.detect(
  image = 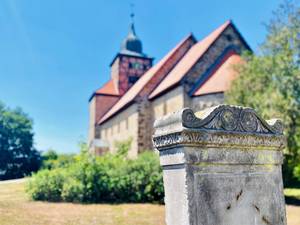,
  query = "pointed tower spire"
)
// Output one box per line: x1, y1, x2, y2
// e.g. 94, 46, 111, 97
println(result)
120, 4, 144, 56
109, 3, 153, 95
128, 22, 136, 37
